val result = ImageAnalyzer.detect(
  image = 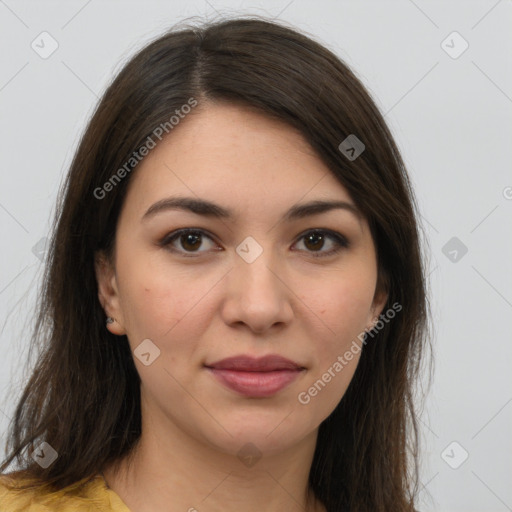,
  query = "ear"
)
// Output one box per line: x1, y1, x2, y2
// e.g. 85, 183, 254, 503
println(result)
365, 284, 389, 332
94, 250, 126, 336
